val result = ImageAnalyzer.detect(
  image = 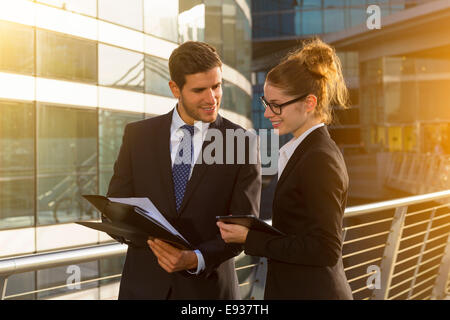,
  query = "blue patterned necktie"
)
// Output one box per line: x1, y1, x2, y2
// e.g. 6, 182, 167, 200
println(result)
172, 124, 195, 212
